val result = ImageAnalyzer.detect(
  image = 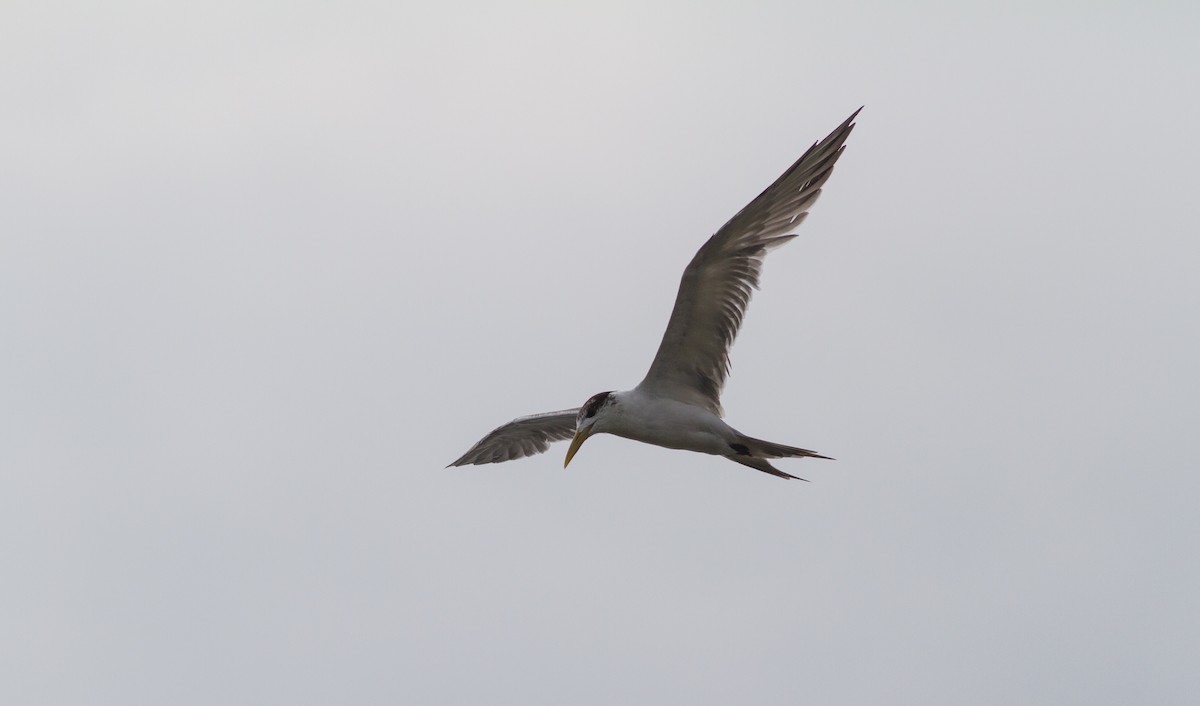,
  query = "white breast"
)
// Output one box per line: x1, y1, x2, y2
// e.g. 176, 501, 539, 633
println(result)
601, 389, 736, 456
